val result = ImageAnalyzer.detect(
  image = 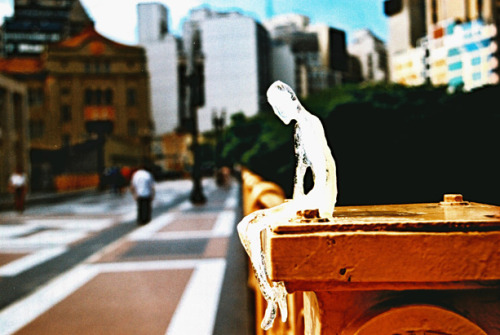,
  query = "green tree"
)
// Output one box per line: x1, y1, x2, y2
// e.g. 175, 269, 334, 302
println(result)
221, 83, 500, 205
